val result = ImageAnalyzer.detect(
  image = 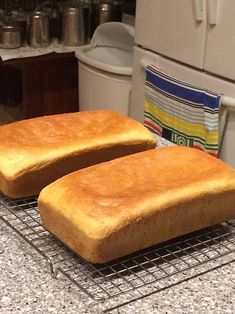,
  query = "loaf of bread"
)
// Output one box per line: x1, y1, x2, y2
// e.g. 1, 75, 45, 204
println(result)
38, 146, 235, 264
0, 110, 156, 199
